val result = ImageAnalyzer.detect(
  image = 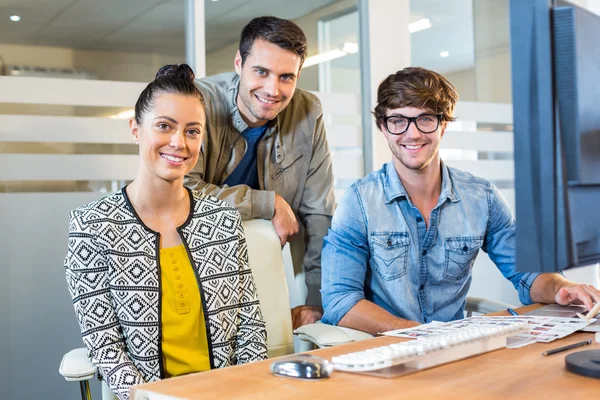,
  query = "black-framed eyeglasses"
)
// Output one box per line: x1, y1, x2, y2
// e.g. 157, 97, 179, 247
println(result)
381, 114, 443, 135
